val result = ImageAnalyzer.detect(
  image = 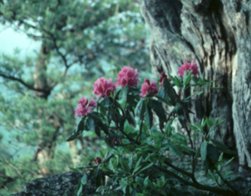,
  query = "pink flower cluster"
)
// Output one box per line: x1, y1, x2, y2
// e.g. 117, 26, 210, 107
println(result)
75, 62, 200, 118
75, 66, 164, 117
93, 66, 139, 98
178, 62, 199, 77
140, 79, 158, 97
92, 66, 159, 99
117, 66, 138, 87
93, 77, 116, 97
75, 97, 96, 117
